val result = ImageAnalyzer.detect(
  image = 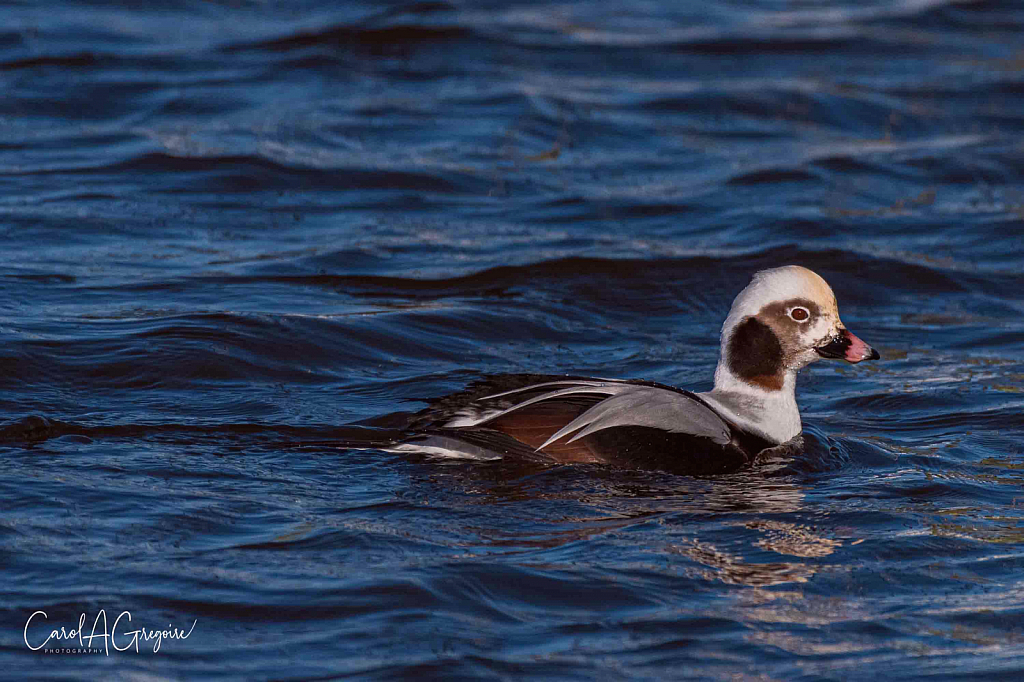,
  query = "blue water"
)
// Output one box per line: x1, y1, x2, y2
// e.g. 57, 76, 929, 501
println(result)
3, 1, 1024, 679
